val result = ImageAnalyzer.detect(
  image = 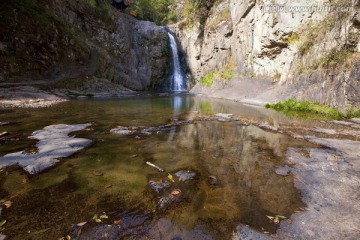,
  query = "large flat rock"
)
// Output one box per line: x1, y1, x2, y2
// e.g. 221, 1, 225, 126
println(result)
0, 124, 92, 174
